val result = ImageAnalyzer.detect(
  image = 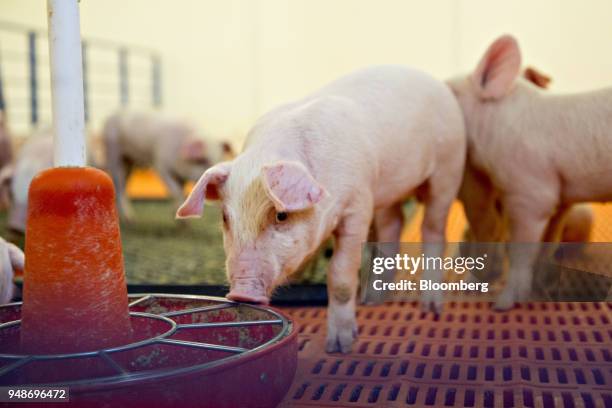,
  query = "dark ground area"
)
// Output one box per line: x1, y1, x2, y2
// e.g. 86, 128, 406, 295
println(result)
1, 200, 329, 286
